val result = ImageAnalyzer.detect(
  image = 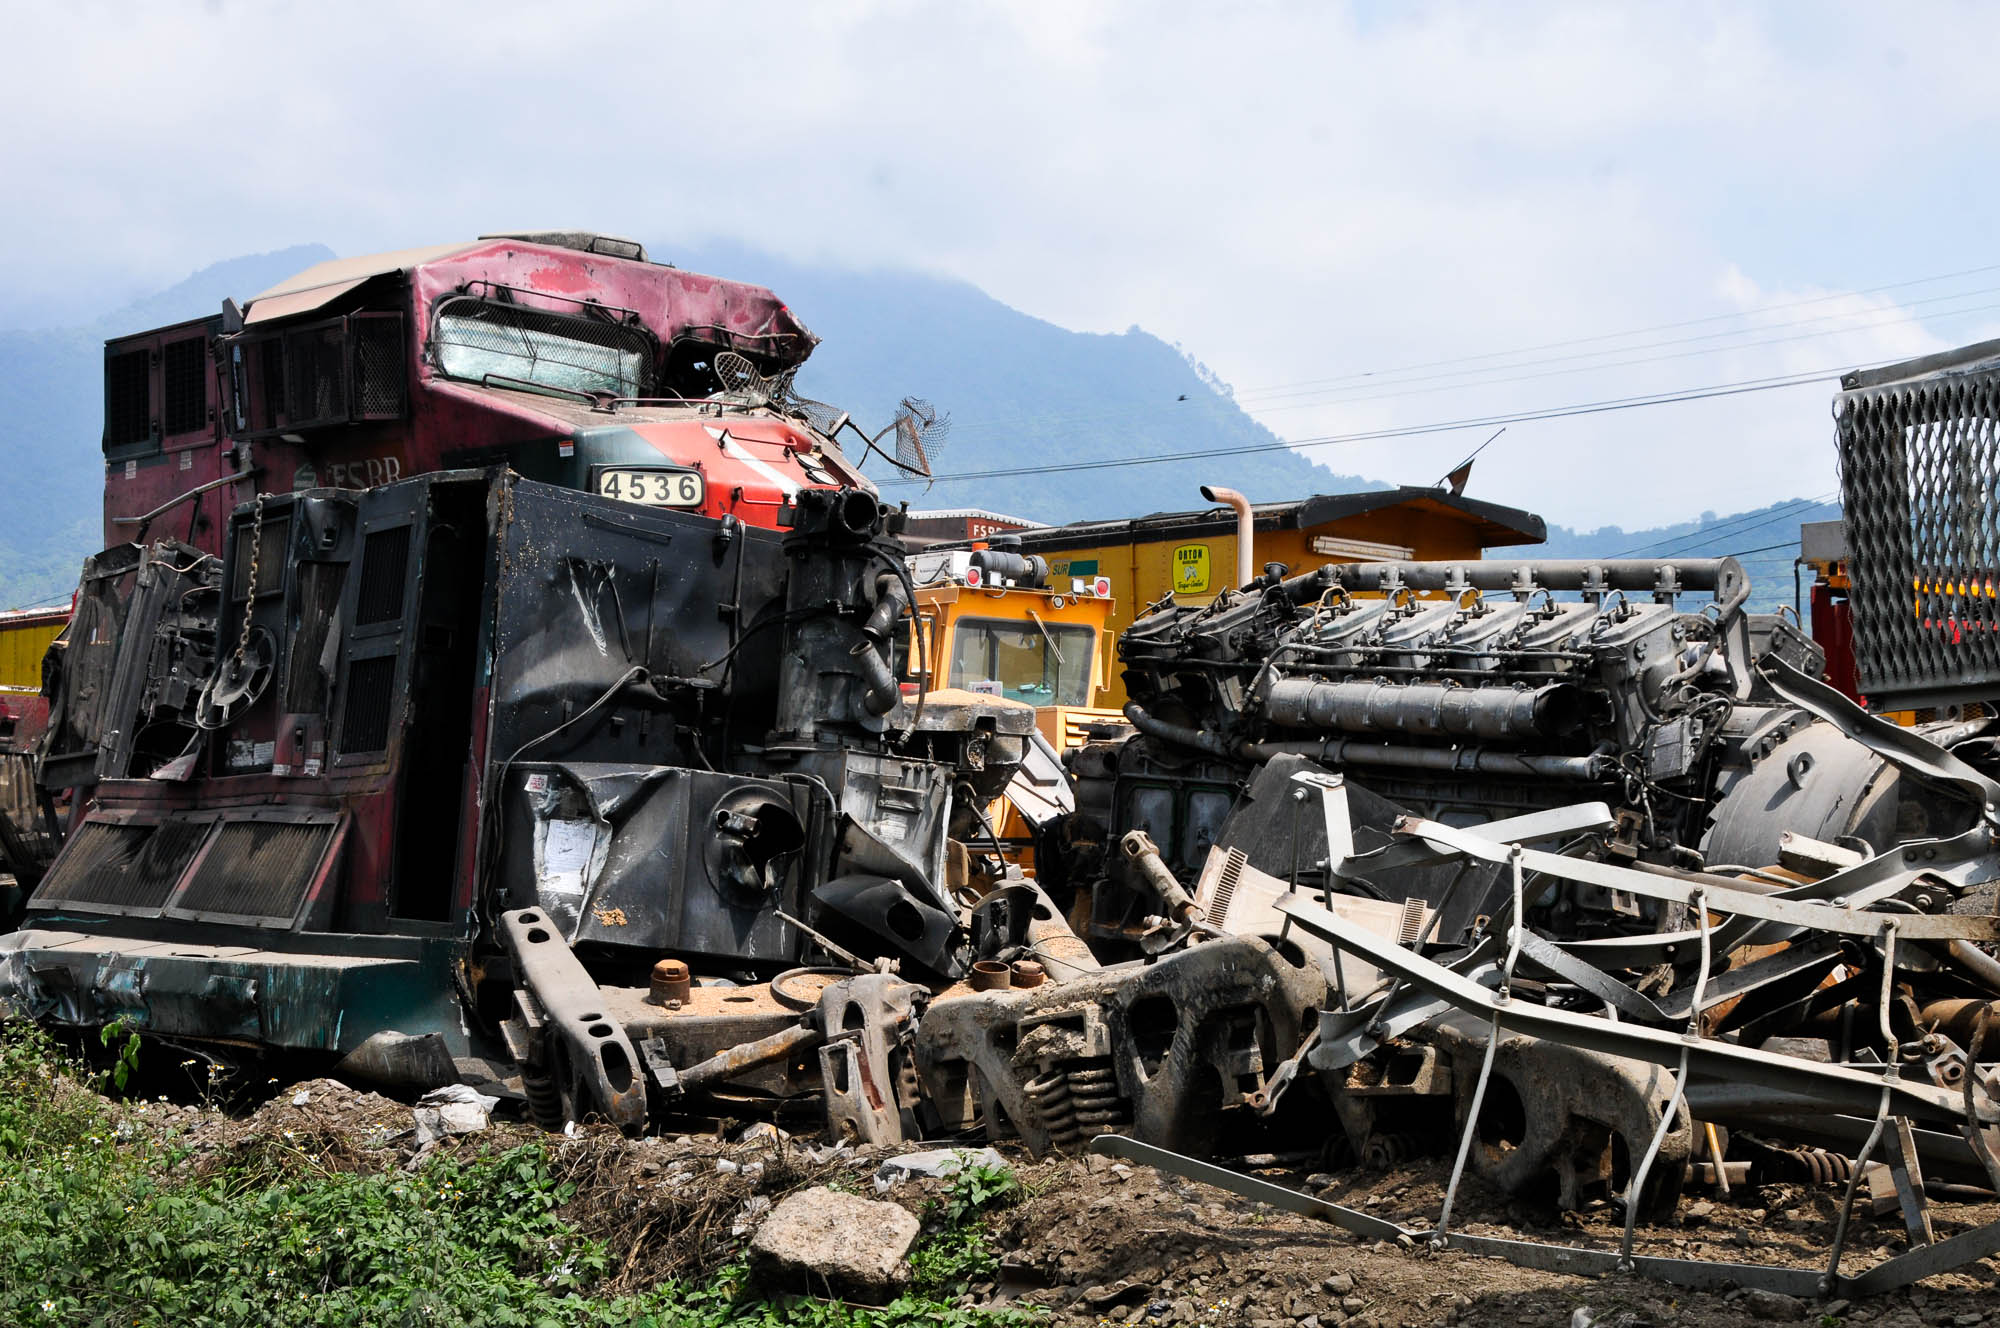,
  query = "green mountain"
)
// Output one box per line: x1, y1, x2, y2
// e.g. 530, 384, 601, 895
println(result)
0, 238, 1835, 618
